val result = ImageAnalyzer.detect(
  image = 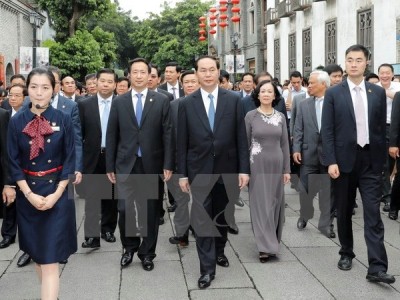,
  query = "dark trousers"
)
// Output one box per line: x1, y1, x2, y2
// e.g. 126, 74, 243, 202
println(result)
382, 124, 395, 203
84, 152, 118, 238
298, 163, 332, 232
118, 158, 163, 260
390, 156, 400, 211
169, 174, 190, 237
333, 148, 388, 273
1, 201, 17, 239
191, 175, 237, 276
